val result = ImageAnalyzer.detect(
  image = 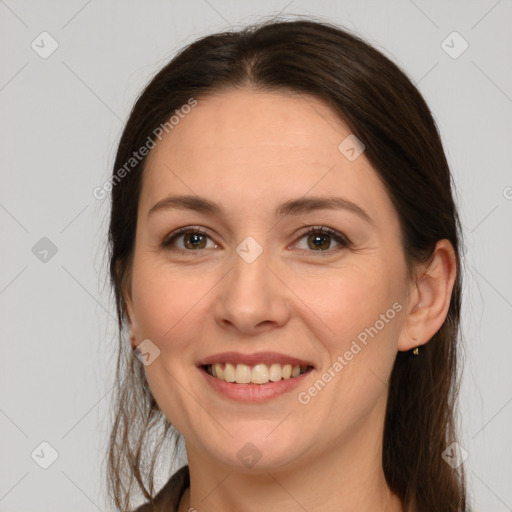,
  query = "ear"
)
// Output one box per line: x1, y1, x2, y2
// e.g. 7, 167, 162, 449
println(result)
116, 259, 140, 350
125, 294, 141, 350
397, 239, 457, 352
